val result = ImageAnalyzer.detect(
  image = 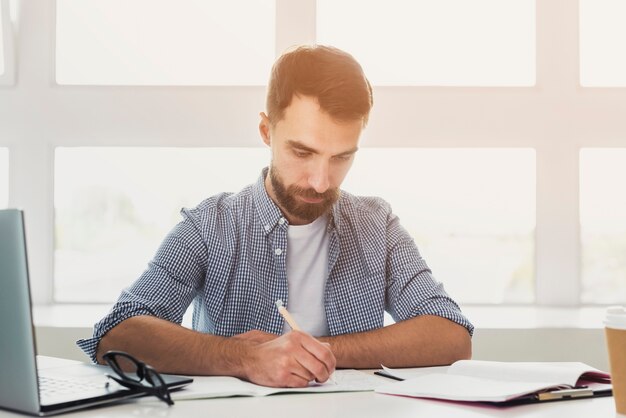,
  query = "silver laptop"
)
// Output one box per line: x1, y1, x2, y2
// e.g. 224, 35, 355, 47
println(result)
0, 209, 193, 416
